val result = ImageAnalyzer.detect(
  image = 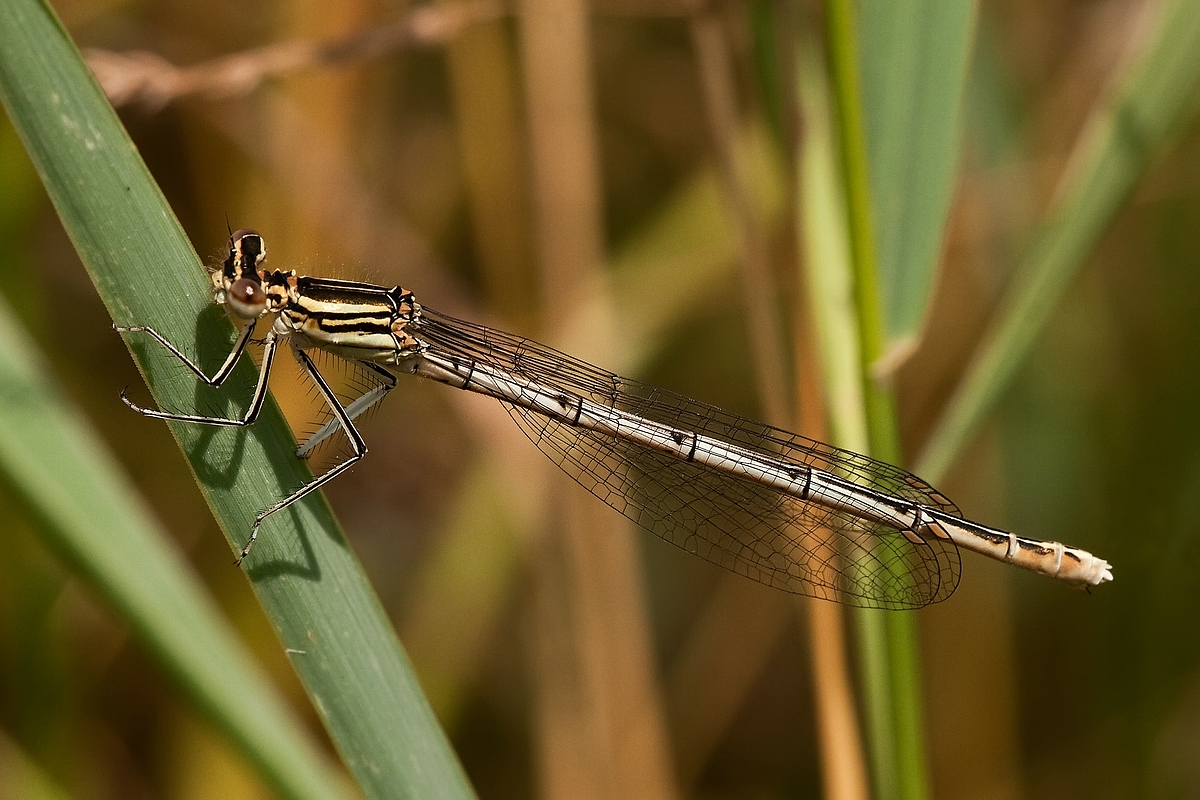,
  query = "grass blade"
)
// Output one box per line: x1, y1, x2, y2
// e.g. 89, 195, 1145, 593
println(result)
859, 0, 976, 354
796, 32, 873, 800
825, 3, 920, 797
0, 0, 473, 796
916, 0, 1200, 483
0, 294, 349, 800
825, 0, 979, 796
